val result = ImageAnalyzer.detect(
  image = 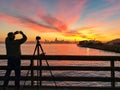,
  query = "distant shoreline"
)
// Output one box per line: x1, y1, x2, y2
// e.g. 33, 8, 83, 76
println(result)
78, 44, 120, 53
0, 42, 76, 44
